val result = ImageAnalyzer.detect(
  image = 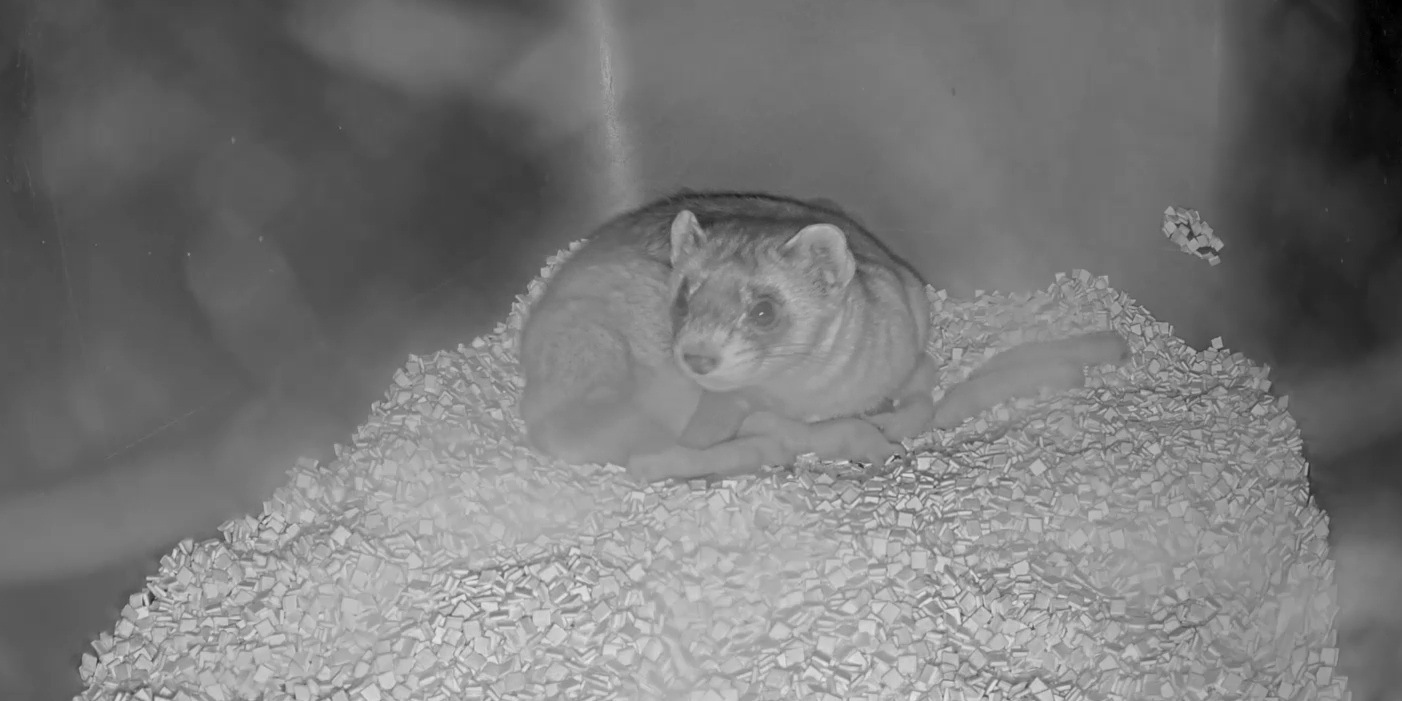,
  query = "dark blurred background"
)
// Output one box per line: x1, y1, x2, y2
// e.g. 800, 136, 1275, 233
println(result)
0, 0, 598, 696
0, 0, 1400, 699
